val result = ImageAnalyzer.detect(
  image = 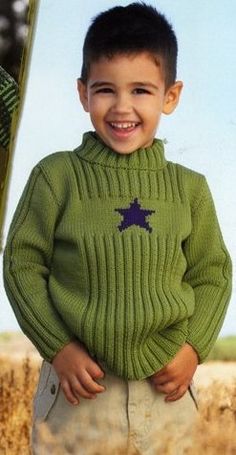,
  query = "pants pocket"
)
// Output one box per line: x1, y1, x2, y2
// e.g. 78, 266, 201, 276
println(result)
33, 360, 60, 423
188, 381, 199, 410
